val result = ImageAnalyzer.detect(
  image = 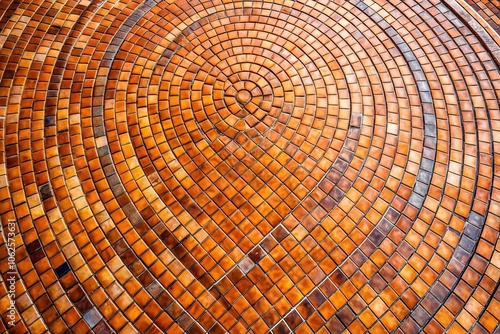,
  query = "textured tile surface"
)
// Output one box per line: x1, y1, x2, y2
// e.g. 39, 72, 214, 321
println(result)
465, 0, 500, 34
0, 0, 499, 333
